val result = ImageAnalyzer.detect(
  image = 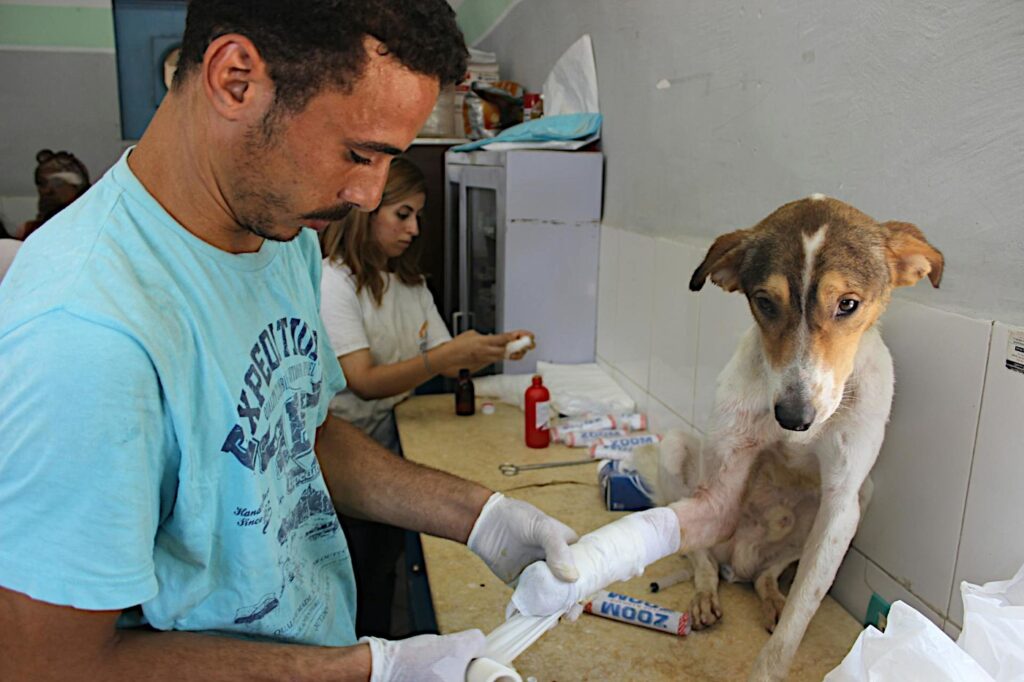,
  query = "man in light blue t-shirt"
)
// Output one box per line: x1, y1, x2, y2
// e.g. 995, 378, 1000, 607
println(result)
0, 3, 583, 680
